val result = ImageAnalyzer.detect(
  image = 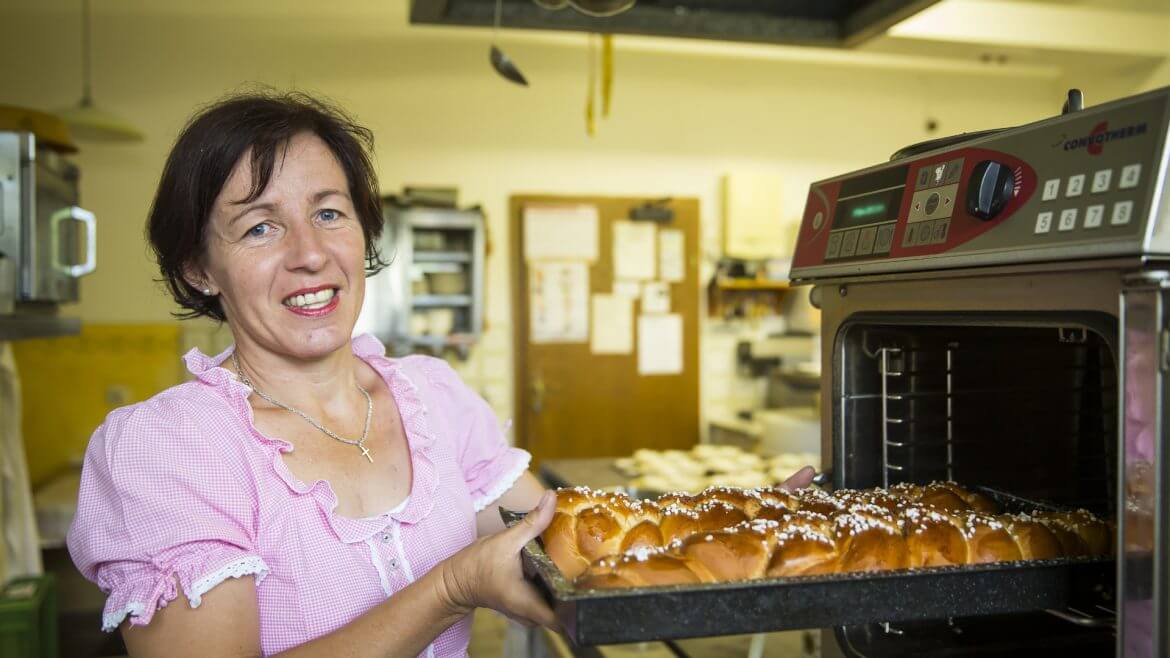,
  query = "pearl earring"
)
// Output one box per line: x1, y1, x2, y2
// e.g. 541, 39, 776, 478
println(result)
203, 288, 212, 295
